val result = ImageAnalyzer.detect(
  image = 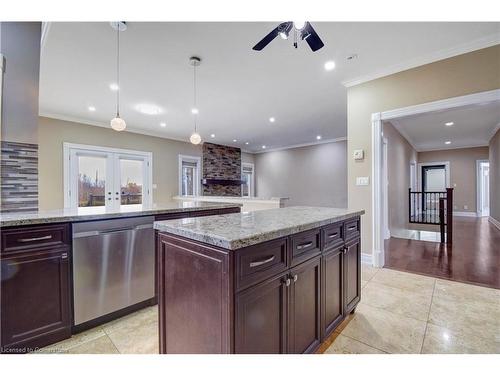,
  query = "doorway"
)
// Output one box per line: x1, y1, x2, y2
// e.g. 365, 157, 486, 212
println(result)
477, 160, 490, 217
